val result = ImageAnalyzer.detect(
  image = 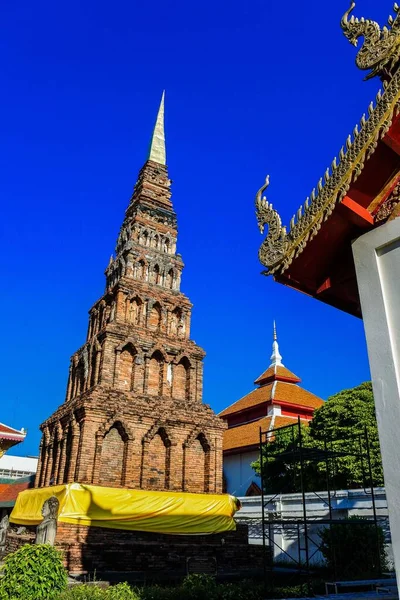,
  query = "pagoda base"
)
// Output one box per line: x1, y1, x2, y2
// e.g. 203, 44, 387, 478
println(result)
5, 522, 267, 580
